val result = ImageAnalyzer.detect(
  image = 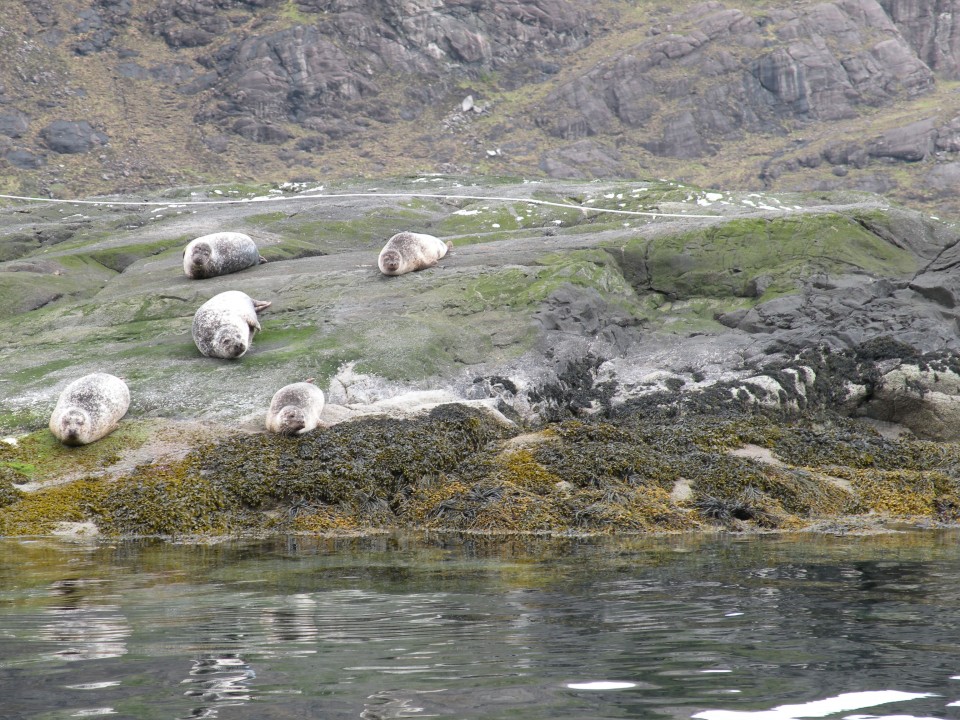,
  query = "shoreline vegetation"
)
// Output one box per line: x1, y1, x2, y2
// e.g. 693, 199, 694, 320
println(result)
3, 408, 960, 539
3, 176, 960, 540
